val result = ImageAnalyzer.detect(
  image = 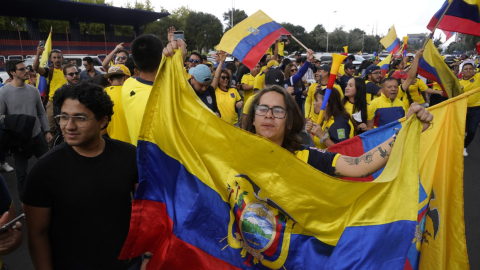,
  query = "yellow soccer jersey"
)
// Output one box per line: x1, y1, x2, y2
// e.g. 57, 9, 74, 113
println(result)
278, 42, 285, 56
312, 115, 354, 150
459, 73, 480, 107
368, 93, 407, 127
105, 85, 131, 144
243, 93, 257, 115
407, 79, 428, 104
254, 72, 265, 91
121, 77, 154, 145
215, 87, 242, 125
305, 83, 343, 122
44, 68, 67, 101
241, 73, 256, 102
